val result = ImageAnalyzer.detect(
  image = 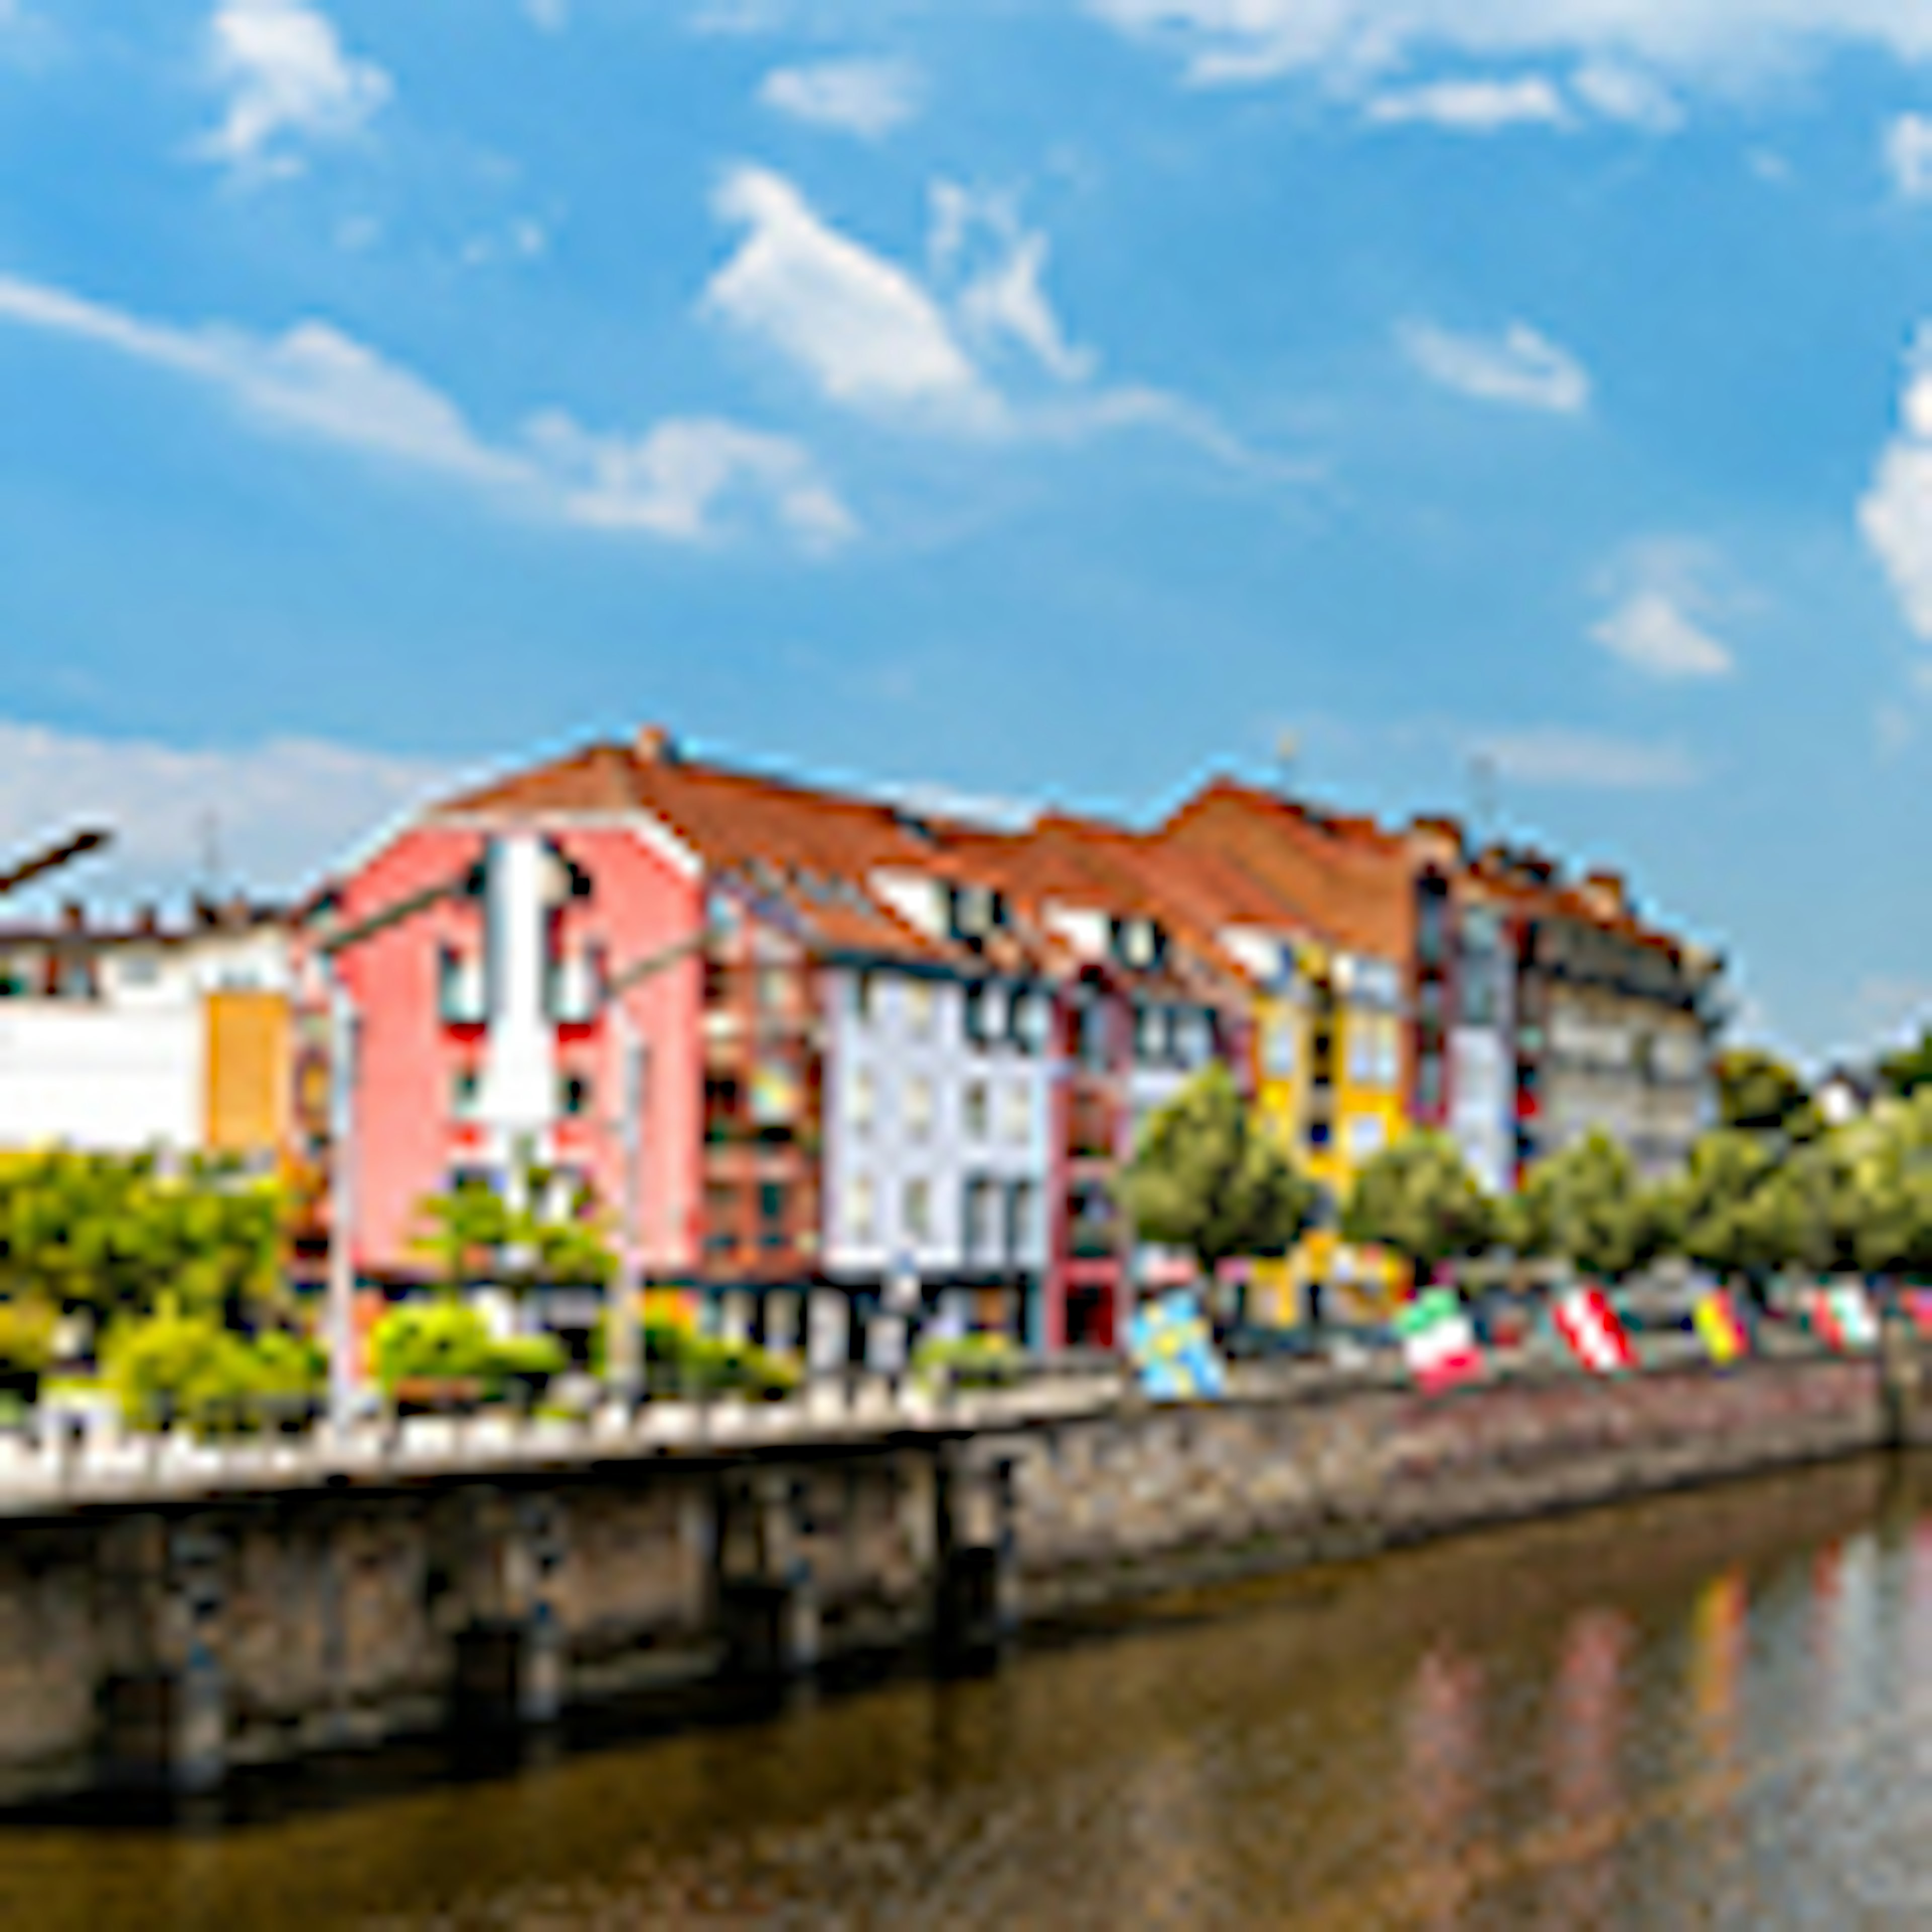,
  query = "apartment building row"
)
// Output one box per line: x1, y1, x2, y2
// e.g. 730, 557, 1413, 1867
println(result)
0, 727, 1720, 1351
302, 726, 1723, 1350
